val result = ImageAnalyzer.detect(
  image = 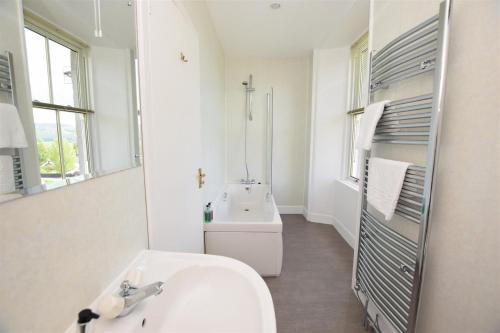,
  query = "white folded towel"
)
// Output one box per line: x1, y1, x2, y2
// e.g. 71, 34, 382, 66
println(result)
356, 100, 390, 150
367, 157, 411, 221
0, 103, 28, 148
0, 155, 15, 194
